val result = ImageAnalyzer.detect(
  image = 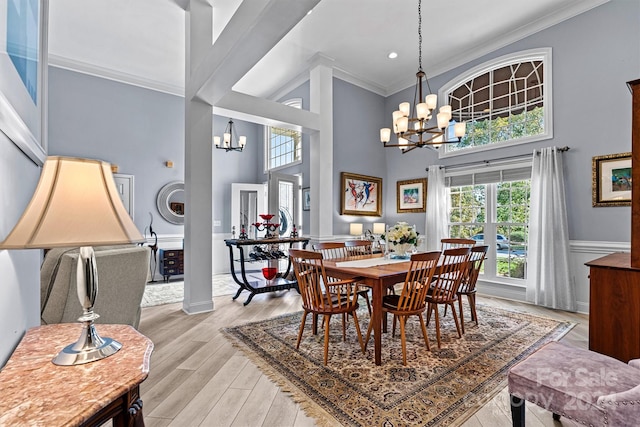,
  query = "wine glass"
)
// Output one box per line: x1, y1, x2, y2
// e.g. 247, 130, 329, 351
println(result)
262, 267, 278, 284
